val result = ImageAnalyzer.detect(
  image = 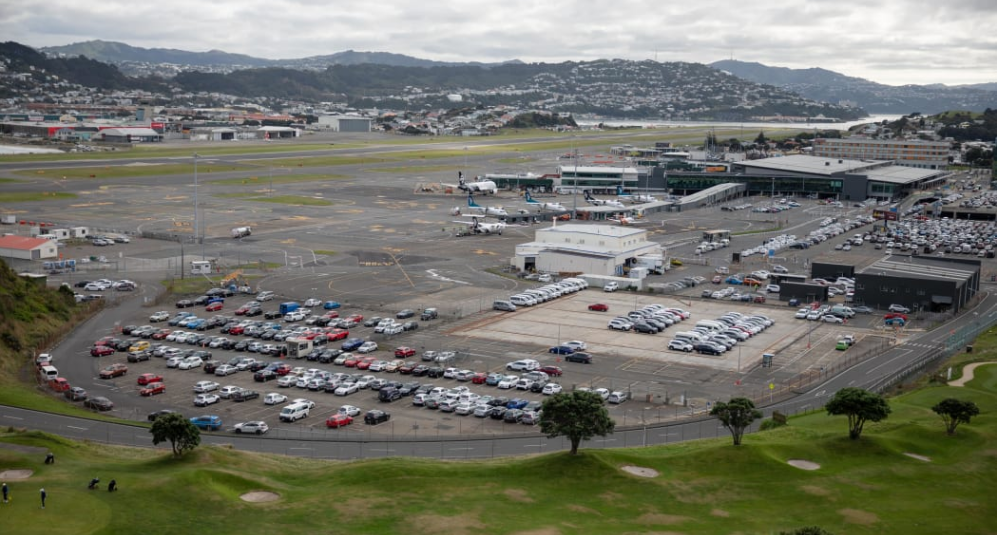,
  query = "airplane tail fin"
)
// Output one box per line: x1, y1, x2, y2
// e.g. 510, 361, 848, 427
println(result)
467, 193, 480, 208
616, 185, 625, 196
583, 190, 593, 201
525, 191, 535, 203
